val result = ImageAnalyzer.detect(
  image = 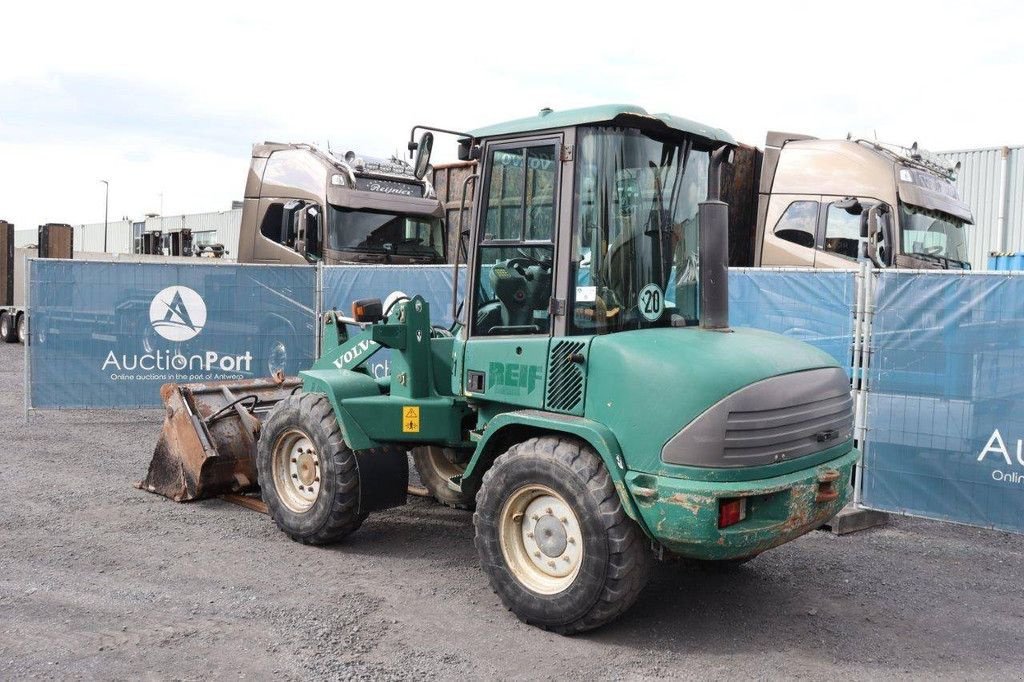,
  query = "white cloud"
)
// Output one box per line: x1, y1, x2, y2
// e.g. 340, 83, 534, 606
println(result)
2, 0, 1021, 230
